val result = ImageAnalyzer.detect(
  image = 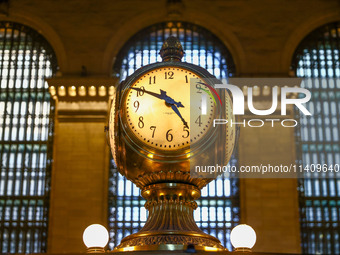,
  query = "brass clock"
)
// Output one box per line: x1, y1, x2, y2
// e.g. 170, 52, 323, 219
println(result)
108, 36, 235, 252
